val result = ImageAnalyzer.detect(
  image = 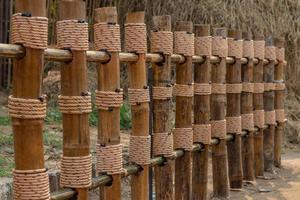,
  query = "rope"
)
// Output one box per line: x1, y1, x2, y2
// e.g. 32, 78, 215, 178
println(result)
193, 124, 211, 144
125, 23, 147, 54
56, 20, 89, 51
276, 47, 285, 62
8, 95, 47, 119
174, 31, 195, 56
265, 110, 276, 125
254, 110, 265, 128
226, 83, 242, 93
242, 83, 254, 93
153, 132, 174, 157
13, 168, 50, 200
243, 40, 254, 59
211, 120, 226, 139
195, 36, 212, 56
228, 38, 243, 58
254, 40, 265, 59
128, 88, 150, 105
264, 83, 275, 92
241, 113, 254, 131
253, 83, 264, 93
173, 84, 193, 97
173, 128, 193, 151
152, 86, 173, 100
58, 95, 92, 114
265, 46, 276, 60
274, 83, 286, 91
150, 31, 173, 55
275, 109, 285, 123
226, 116, 242, 134
194, 83, 211, 95
96, 143, 123, 175
94, 22, 121, 52
211, 83, 226, 94
129, 135, 151, 165
212, 36, 228, 57
11, 13, 48, 50
60, 155, 92, 188
95, 90, 123, 110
